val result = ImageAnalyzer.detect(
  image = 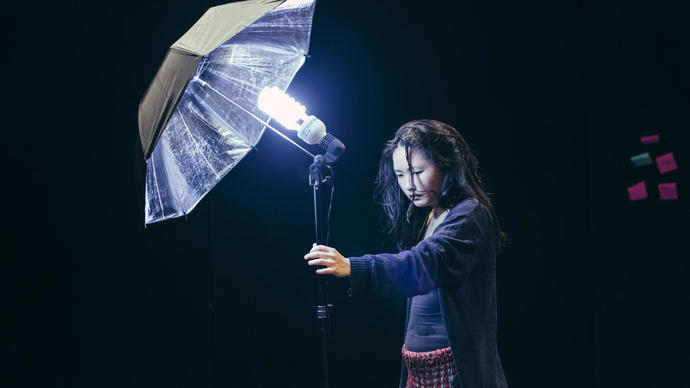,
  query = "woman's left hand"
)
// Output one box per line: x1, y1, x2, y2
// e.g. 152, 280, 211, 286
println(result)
304, 244, 351, 277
